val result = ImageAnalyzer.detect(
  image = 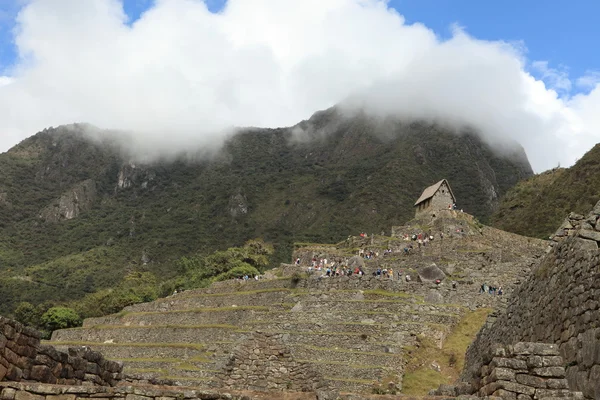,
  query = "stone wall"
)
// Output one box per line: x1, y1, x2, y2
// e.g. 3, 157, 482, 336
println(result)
214, 331, 327, 393
477, 342, 581, 399
462, 201, 600, 399
0, 317, 122, 386
0, 382, 247, 400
